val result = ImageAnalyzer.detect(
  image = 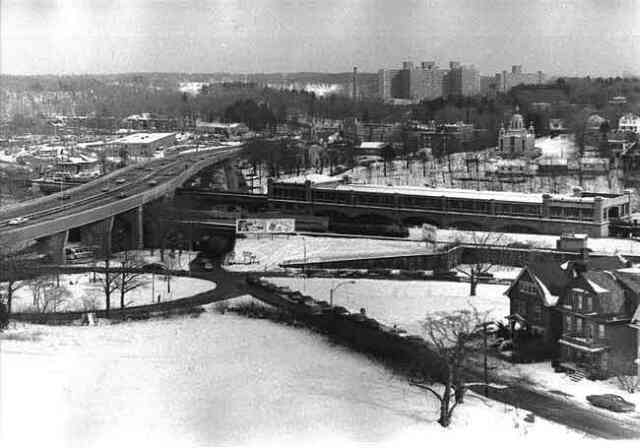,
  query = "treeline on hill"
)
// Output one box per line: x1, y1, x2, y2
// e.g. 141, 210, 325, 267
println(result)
3, 75, 640, 141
